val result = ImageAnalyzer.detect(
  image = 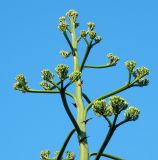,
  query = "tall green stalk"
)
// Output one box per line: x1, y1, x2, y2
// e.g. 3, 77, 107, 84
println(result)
13, 9, 150, 160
